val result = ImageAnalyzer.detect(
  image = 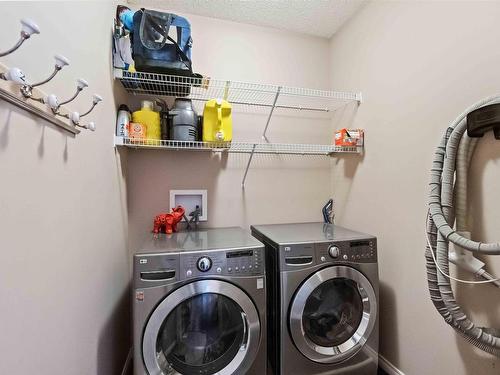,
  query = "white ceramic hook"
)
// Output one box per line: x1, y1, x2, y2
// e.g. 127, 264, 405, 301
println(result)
46, 94, 59, 111
51, 78, 89, 113
77, 78, 89, 90
0, 18, 40, 57
70, 111, 80, 125
2, 67, 27, 85
92, 94, 103, 104
54, 54, 70, 69
27, 54, 70, 93
78, 94, 103, 119
20, 19, 40, 37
